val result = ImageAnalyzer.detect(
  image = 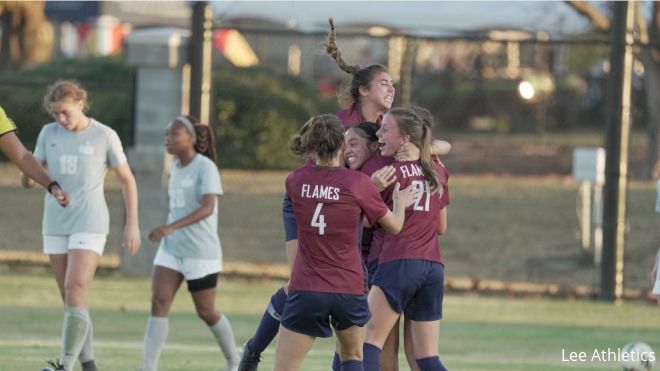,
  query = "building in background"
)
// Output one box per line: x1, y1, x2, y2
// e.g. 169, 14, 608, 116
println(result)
45, 1, 190, 57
